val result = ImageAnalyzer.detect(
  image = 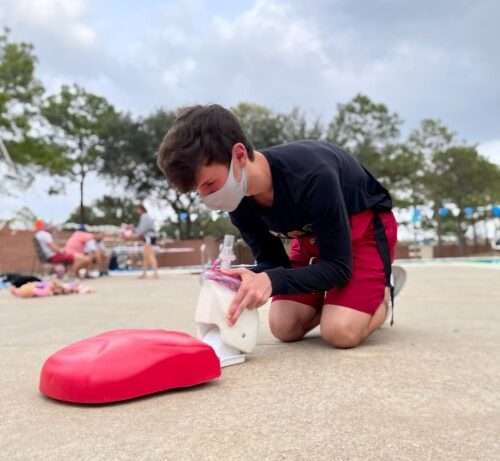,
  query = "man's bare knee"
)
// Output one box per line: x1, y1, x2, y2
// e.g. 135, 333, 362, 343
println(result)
320, 322, 363, 349
269, 301, 319, 343
269, 317, 306, 342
